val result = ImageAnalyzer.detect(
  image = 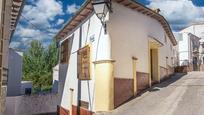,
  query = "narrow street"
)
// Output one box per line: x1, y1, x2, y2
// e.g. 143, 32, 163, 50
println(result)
105, 72, 204, 115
